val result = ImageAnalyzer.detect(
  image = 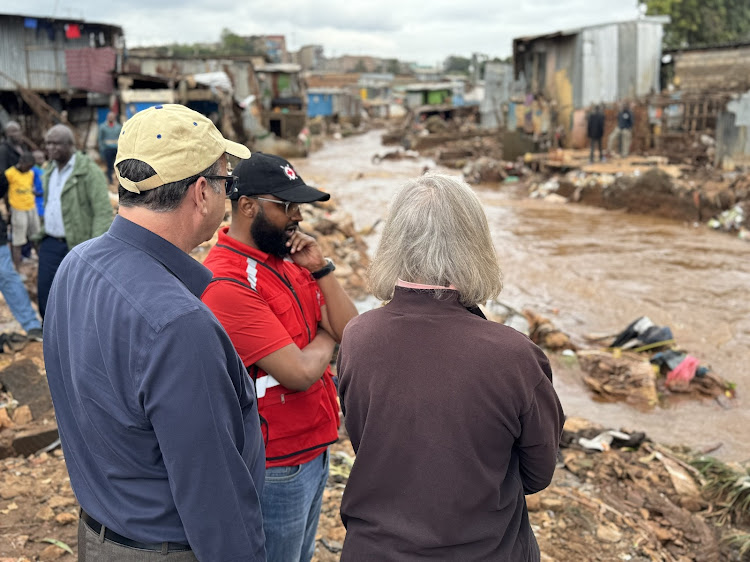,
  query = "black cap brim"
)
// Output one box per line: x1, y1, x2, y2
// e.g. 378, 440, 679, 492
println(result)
272, 182, 331, 203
